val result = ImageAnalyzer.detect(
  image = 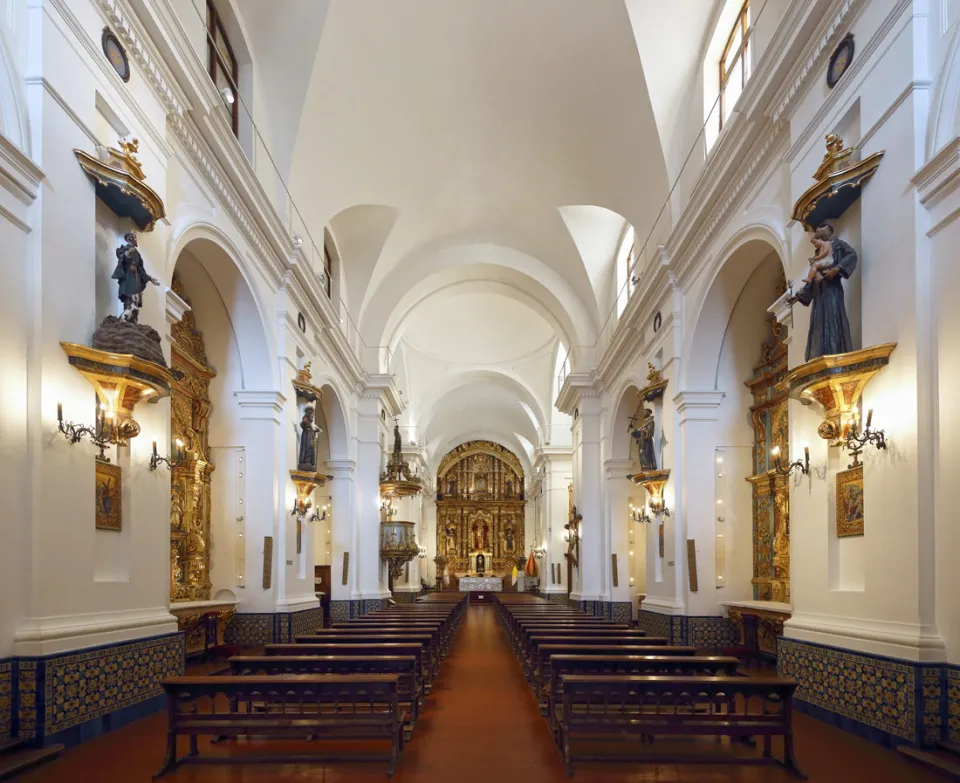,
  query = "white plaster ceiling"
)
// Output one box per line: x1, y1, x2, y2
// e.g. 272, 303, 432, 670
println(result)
237, 0, 715, 469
